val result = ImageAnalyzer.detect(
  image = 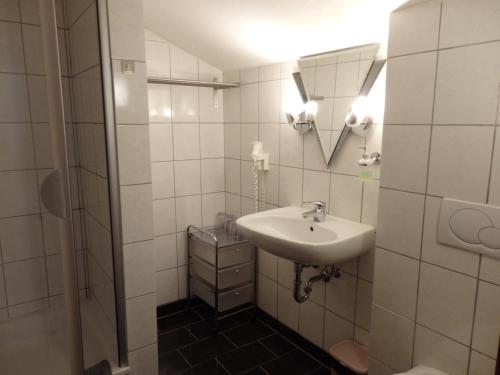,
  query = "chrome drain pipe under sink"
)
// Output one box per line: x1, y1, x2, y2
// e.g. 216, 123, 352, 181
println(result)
293, 263, 341, 303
